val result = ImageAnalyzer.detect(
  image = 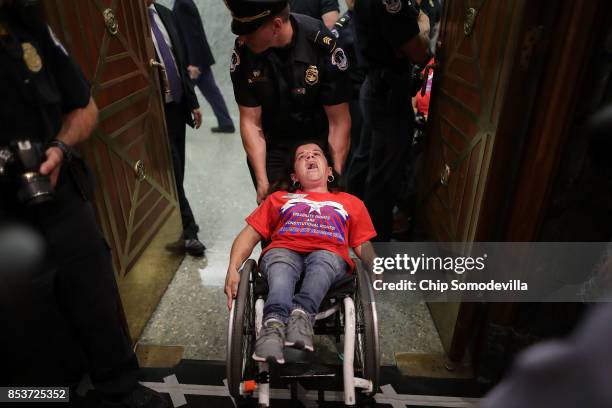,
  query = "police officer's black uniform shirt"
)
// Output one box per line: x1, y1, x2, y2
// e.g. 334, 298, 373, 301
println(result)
231, 13, 351, 149
354, 0, 420, 70
0, 10, 90, 211
290, 0, 340, 21
0, 10, 90, 147
334, 10, 365, 96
